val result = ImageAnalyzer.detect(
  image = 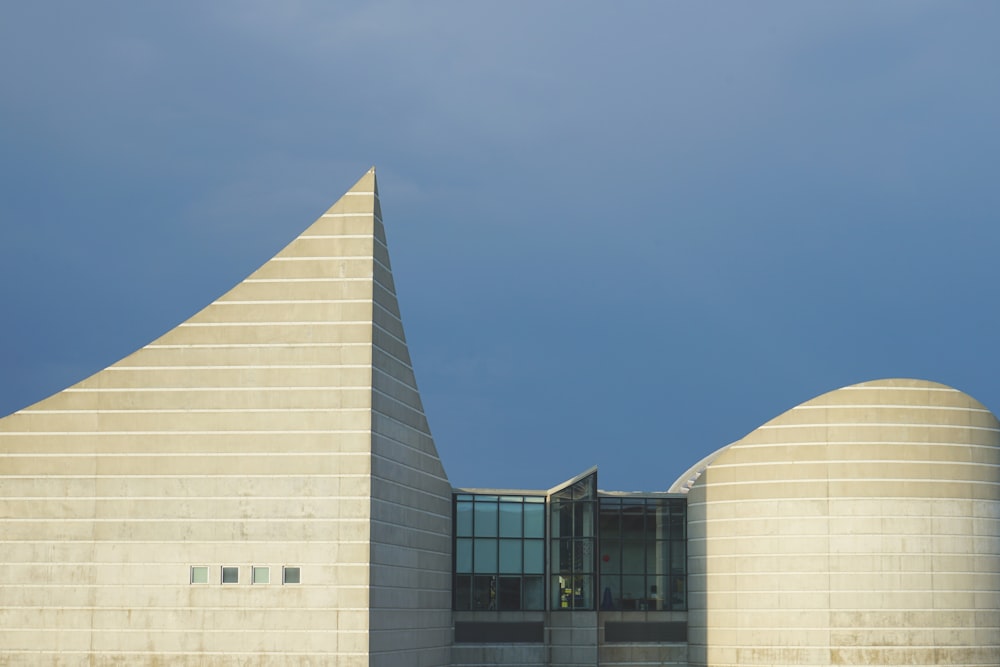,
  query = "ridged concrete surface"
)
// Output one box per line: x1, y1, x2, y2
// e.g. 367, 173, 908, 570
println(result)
0, 169, 452, 666
687, 379, 1000, 667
